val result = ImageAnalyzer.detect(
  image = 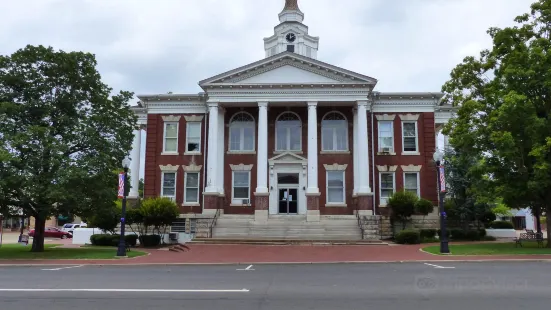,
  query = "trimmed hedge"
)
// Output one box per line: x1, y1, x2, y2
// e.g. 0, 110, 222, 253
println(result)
139, 234, 161, 247
395, 230, 421, 244
90, 234, 139, 247
420, 229, 437, 239
489, 221, 514, 229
